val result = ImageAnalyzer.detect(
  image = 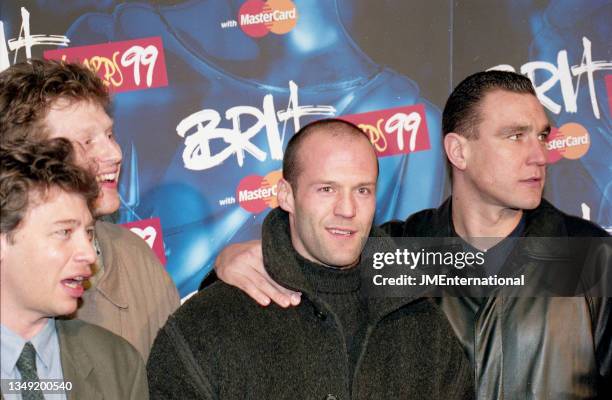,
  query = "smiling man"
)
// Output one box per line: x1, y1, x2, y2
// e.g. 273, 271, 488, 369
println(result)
0, 139, 148, 399
0, 60, 180, 360
44, 98, 122, 216
147, 119, 473, 399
